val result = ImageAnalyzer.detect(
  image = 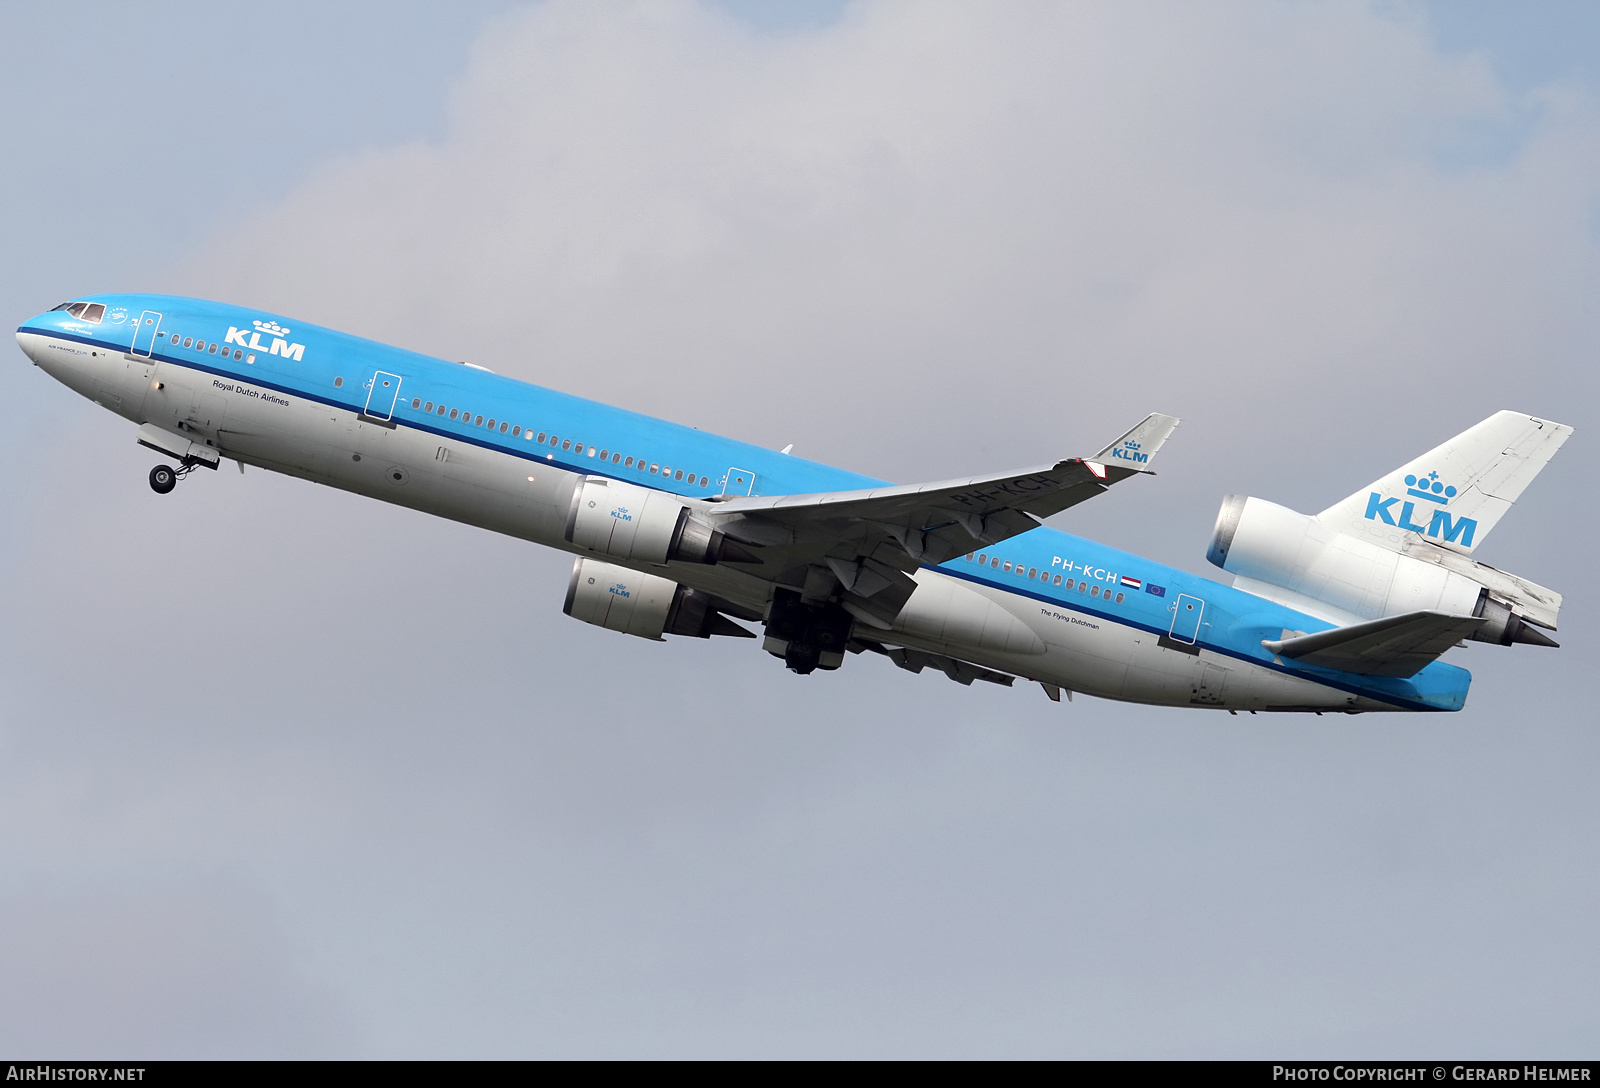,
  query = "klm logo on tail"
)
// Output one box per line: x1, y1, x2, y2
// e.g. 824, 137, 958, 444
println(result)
1364, 471, 1477, 546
